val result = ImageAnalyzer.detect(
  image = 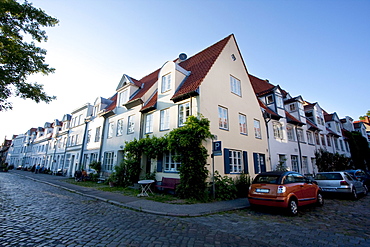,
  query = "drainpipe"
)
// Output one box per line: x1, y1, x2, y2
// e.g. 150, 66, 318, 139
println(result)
98, 116, 107, 165
295, 126, 303, 174
78, 120, 89, 170
263, 111, 272, 171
